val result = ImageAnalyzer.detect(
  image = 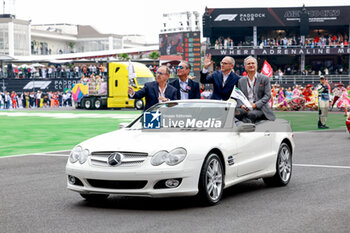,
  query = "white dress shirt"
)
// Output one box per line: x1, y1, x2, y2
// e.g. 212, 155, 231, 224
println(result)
247, 74, 257, 103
